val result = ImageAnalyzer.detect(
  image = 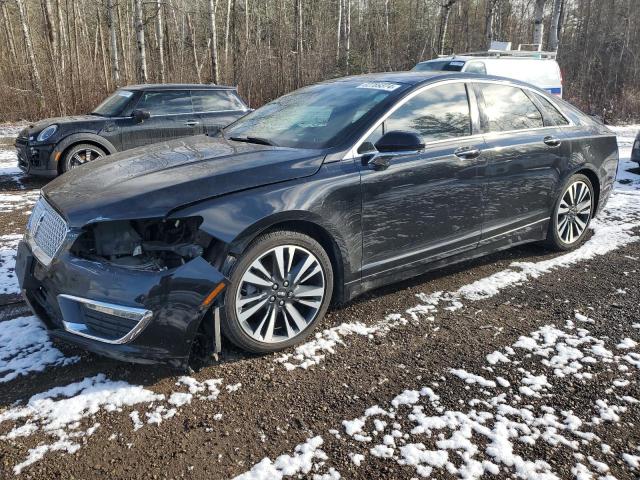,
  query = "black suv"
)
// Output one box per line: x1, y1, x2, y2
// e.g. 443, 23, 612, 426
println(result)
15, 84, 249, 176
